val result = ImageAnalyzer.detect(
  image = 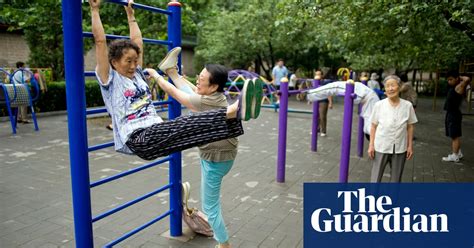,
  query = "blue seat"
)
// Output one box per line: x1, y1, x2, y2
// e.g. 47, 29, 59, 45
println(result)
0, 68, 40, 134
